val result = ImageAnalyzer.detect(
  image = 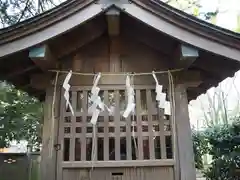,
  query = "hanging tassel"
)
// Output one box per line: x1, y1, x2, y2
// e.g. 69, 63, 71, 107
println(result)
123, 75, 135, 118
63, 70, 74, 115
